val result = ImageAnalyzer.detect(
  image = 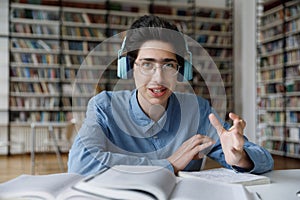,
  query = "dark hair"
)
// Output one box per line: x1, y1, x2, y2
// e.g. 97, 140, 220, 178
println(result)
124, 15, 186, 68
